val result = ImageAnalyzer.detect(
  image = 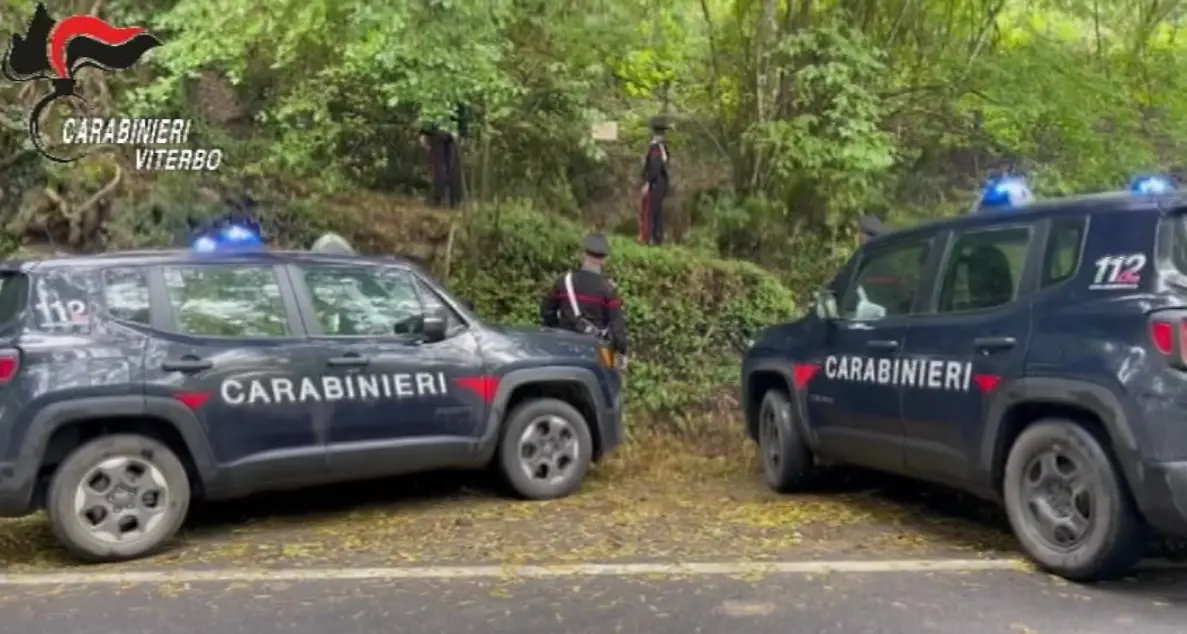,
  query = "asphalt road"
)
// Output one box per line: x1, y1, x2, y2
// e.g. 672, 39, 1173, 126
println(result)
1, 566, 1184, 634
